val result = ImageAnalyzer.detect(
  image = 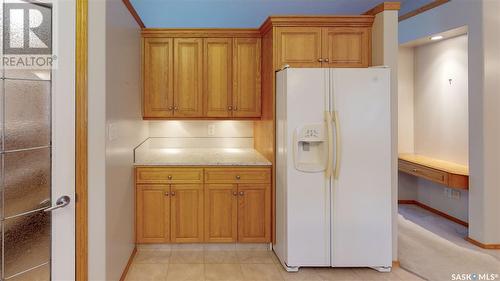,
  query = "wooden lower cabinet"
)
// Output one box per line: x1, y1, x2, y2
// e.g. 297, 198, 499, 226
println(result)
237, 184, 271, 242
204, 184, 238, 242
135, 166, 271, 244
171, 184, 204, 243
136, 185, 170, 243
